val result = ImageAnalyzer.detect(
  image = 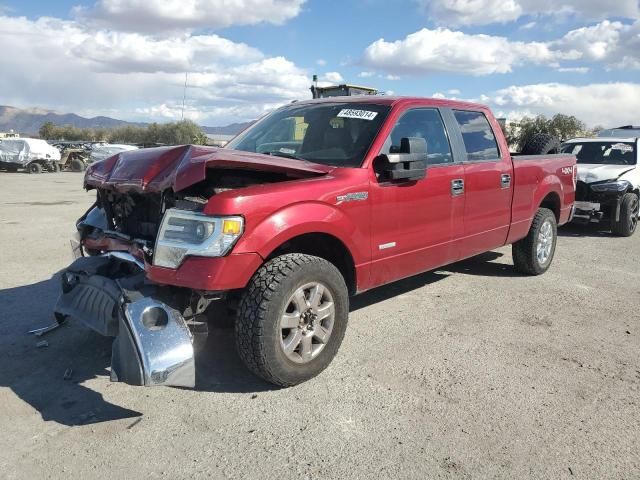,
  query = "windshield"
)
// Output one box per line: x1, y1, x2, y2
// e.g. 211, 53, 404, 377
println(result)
226, 102, 391, 167
561, 141, 637, 165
